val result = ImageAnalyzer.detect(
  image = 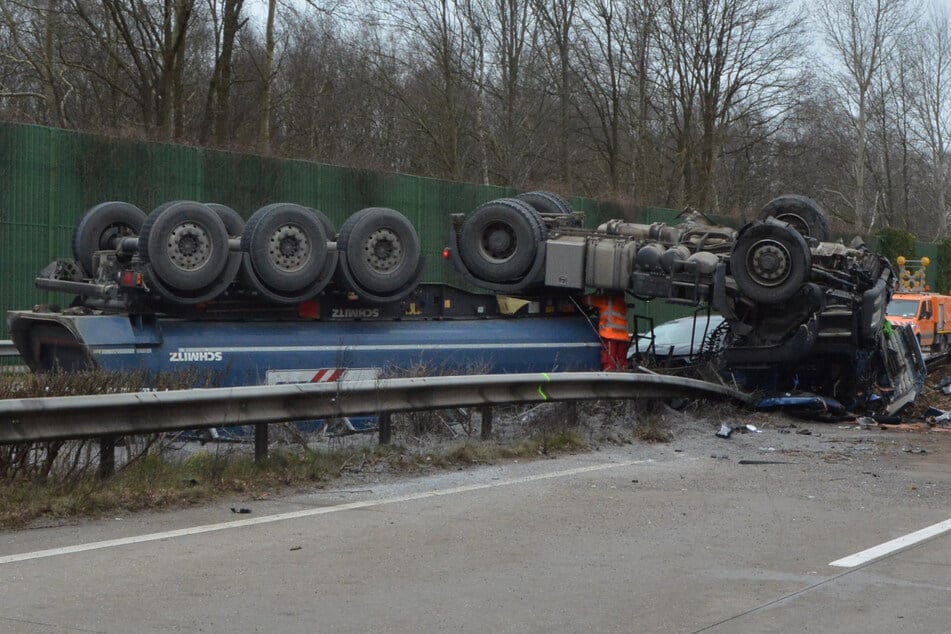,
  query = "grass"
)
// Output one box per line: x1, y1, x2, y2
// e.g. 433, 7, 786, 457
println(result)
0, 369, 605, 529
0, 428, 589, 529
